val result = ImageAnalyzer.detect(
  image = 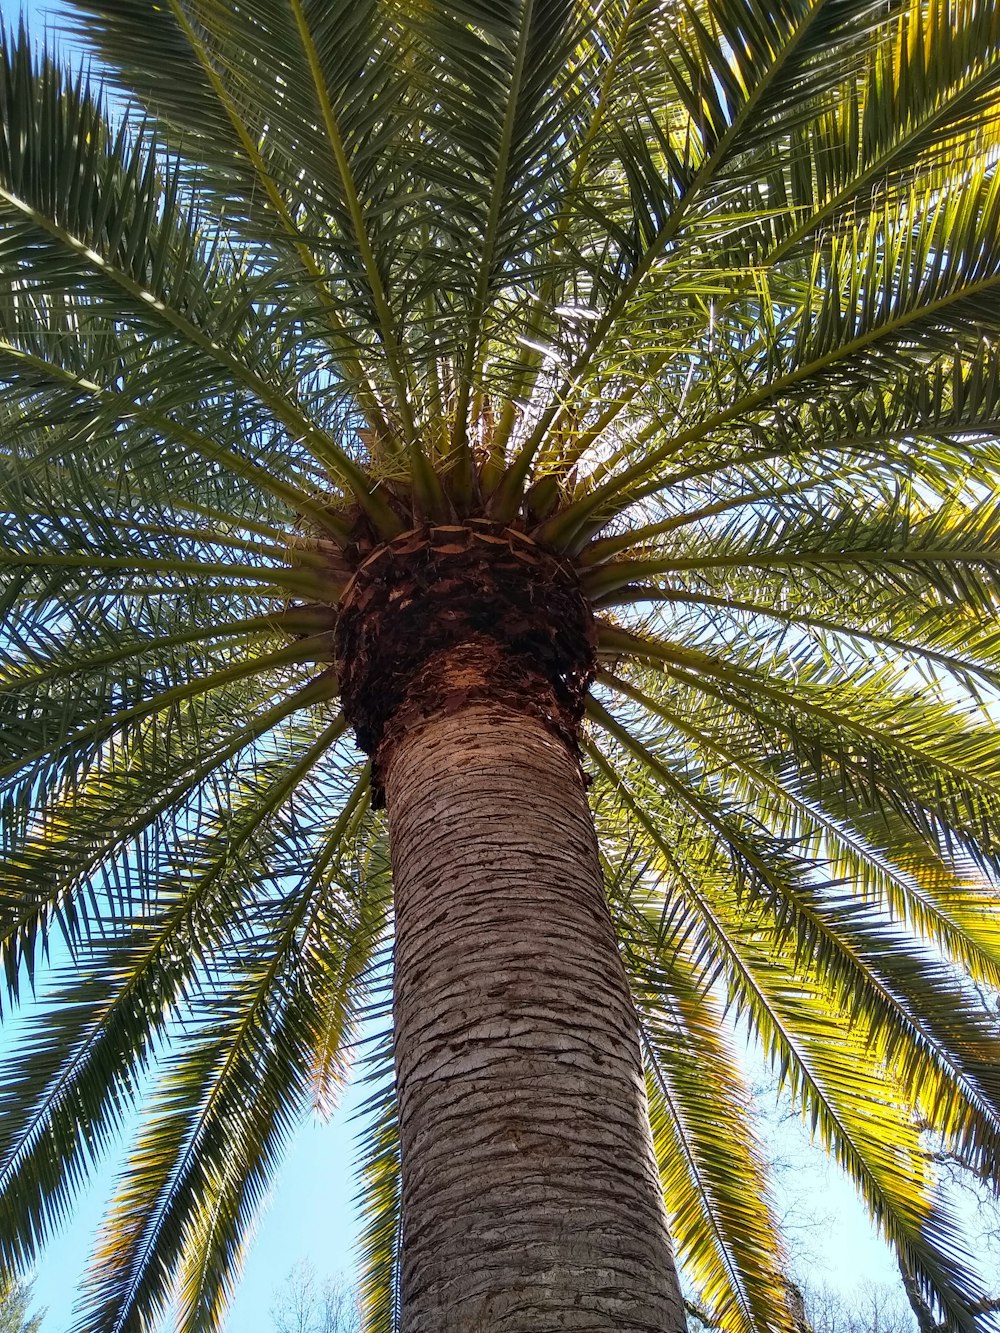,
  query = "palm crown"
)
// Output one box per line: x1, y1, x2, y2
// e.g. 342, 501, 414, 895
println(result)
3, 1, 1000, 1330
